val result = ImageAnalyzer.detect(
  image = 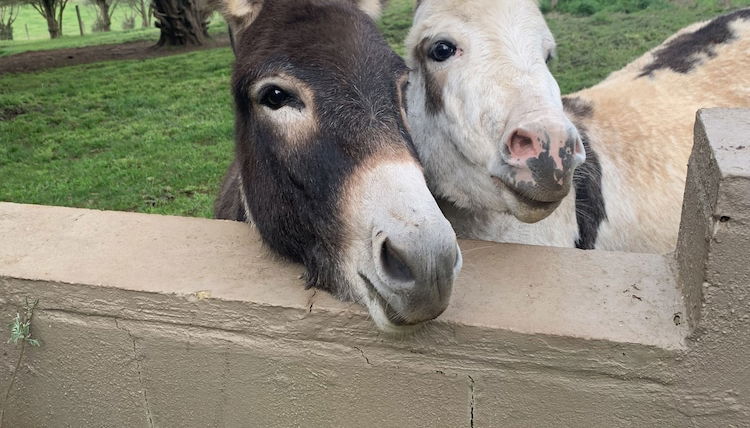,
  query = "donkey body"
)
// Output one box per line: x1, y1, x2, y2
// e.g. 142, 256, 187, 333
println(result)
215, 0, 461, 332
406, 1, 750, 253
